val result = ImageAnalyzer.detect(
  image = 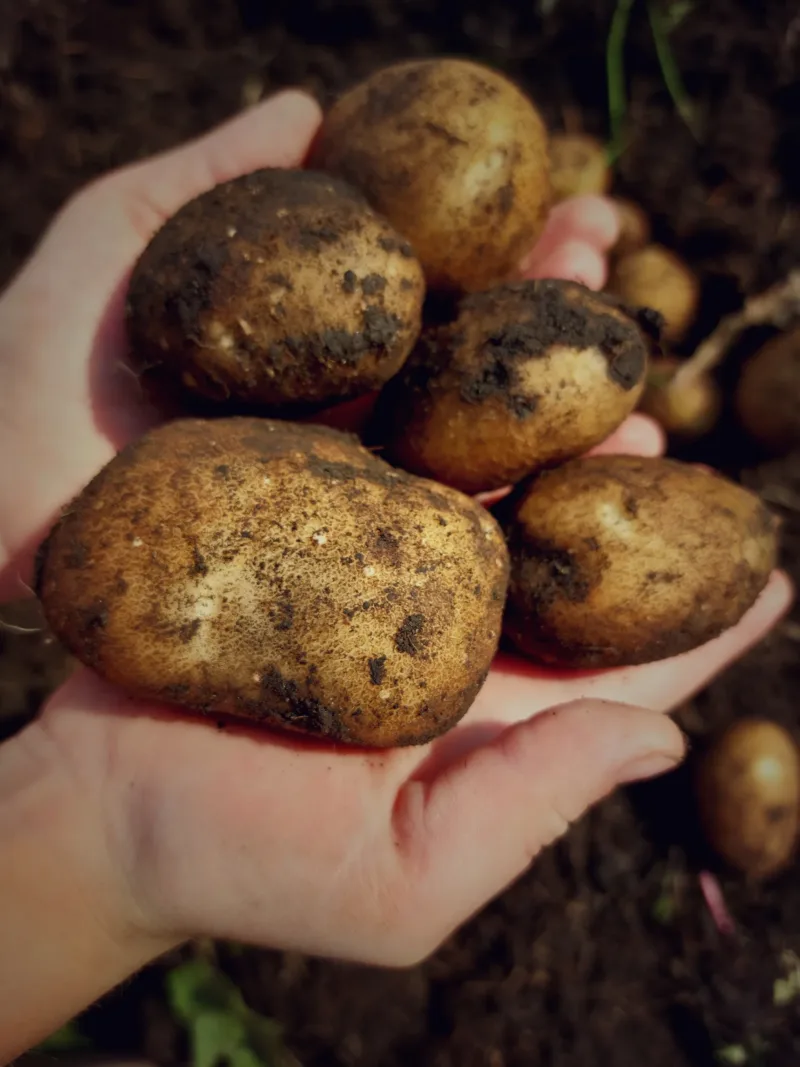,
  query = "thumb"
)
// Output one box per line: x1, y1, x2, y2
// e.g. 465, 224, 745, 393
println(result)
391, 700, 684, 962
